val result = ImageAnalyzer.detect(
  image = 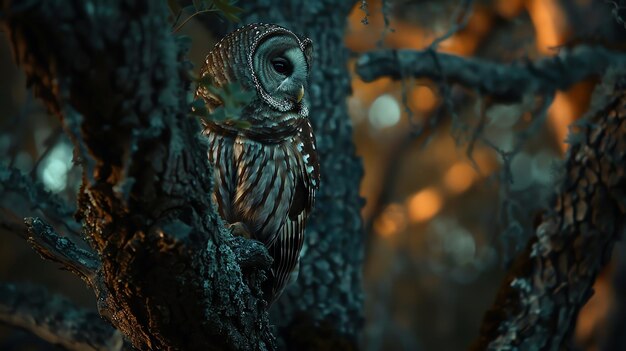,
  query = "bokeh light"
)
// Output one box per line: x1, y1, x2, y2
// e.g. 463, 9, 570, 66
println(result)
40, 142, 73, 193
368, 94, 401, 129
444, 162, 476, 195
407, 187, 443, 223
